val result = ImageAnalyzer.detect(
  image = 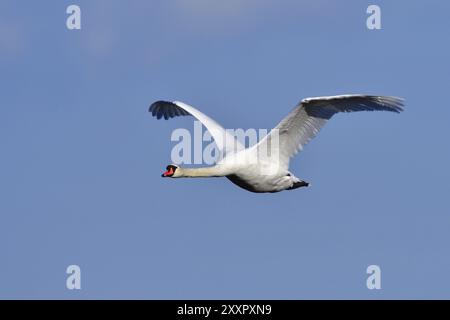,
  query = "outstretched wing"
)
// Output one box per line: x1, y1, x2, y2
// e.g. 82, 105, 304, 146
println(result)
149, 100, 244, 157
256, 95, 405, 170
